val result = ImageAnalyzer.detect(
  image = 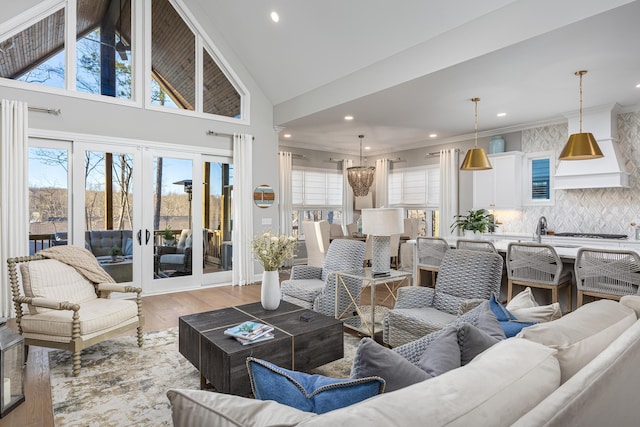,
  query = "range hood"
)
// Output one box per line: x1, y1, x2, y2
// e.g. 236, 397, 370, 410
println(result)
554, 104, 629, 189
